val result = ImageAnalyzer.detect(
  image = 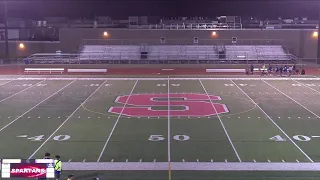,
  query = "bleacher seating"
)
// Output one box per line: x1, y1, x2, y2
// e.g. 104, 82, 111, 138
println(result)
225, 45, 291, 62
25, 45, 296, 64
